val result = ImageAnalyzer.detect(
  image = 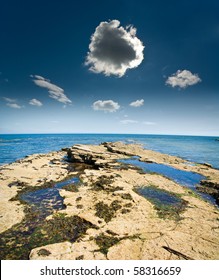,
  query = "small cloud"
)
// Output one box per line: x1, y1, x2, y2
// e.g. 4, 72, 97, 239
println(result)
31, 75, 72, 104
29, 98, 43, 106
6, 103, 22, 109
85, 19, 144, 77
130, 99, 144, 107
120, 119, 138, 124
30, 74, 47, 81
166, 70, 201, 89
142, 121, 156, 125
3, 97, 23, 109
124, 114, 128, 118
92, 100, 120, 113
3, 97, 17, 103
